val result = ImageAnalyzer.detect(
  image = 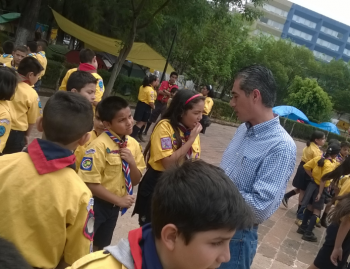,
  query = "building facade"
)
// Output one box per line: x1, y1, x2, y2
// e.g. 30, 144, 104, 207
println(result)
251, 0, 350, 62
